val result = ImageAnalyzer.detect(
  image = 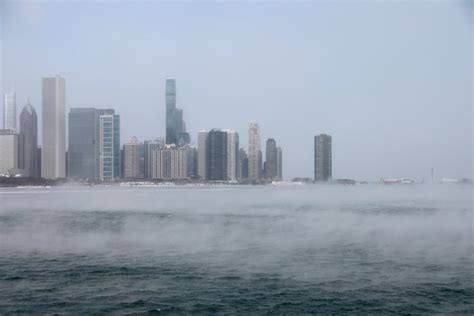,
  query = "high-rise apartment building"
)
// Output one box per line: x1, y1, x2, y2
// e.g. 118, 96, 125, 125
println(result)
165, 79, 189, 146
0, 129, 19, 175
151, 144, 188, 180
208, 129, 227, 180
225, 129, 239, 181
197, 130, 208, 180
42, 75, 66, 179
276, 147, 282, 181
123, 137, 140, 178
264, 138, 278, 180
144, 138, 164, 179
248, 123, 262, 180
19, 101, 38, 178
239, 148, 249, 180
314, 134, 332, 181
3, 92, 16, 131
